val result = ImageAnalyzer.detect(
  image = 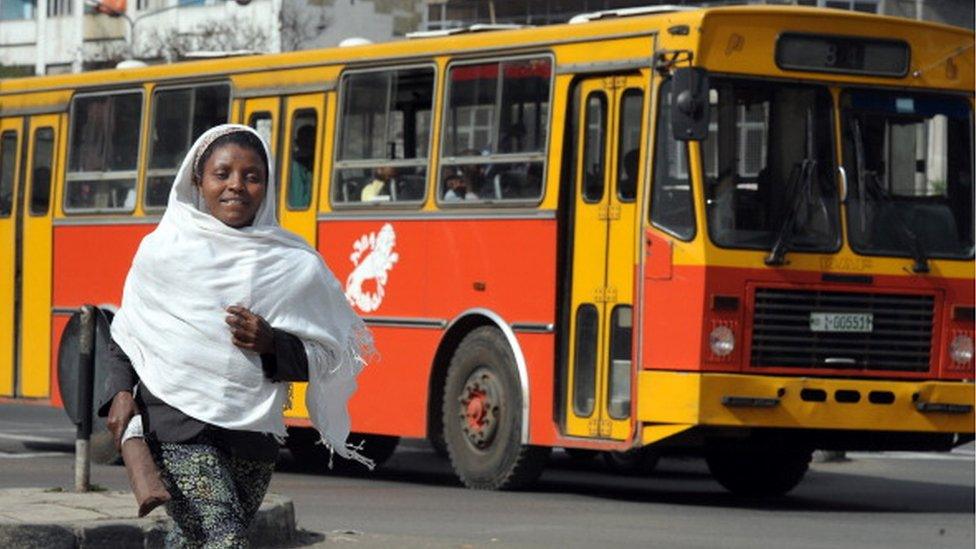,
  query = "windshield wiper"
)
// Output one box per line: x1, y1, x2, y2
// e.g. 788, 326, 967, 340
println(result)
765, 159, 816, 266
851, 119, 929, 274
867, 172, 930, 274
